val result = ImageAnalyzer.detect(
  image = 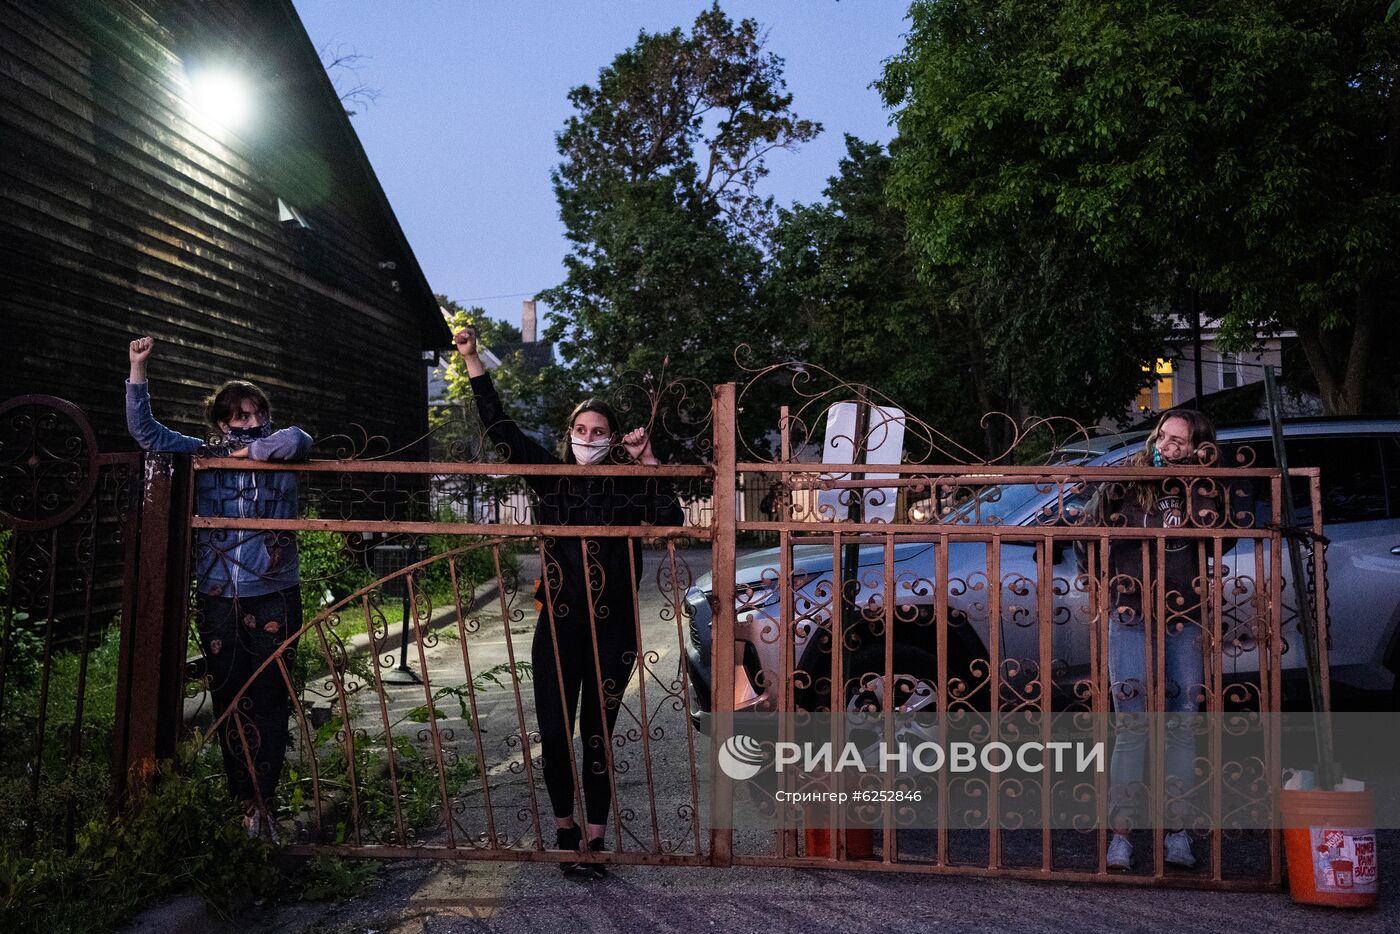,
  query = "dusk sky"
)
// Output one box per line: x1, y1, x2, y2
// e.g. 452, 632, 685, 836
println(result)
291, 1, 910, 334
